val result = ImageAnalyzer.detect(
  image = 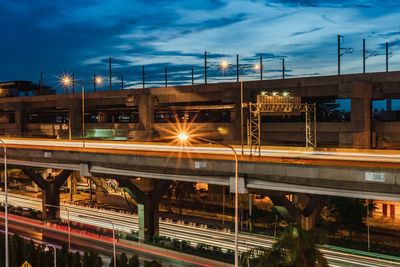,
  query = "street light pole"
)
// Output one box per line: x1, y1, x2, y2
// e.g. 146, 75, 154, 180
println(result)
199, 138, 239, 267
82, 84, 85, 148
62, 77, 102, 148
240, 69, 244, 156
220, 61, 259, 156
45, 245, 56, 267
178, 135, 239, 267
0, 139, 8, 267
